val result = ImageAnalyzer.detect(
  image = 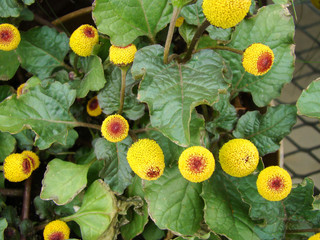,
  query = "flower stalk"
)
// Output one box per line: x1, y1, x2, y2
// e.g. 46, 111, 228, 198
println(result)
118, 67, 129, 115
